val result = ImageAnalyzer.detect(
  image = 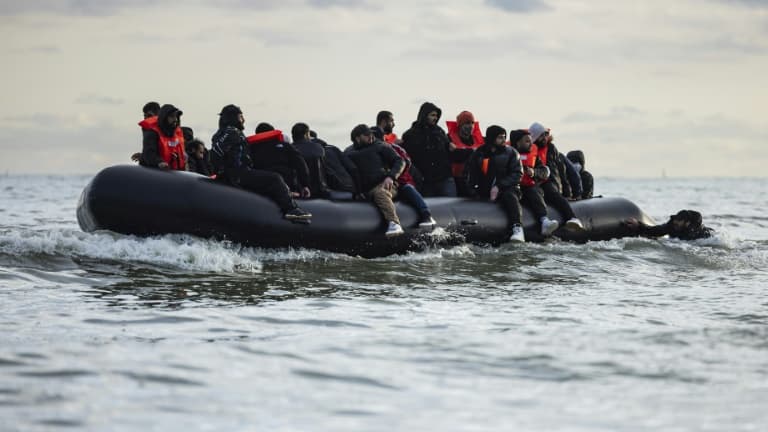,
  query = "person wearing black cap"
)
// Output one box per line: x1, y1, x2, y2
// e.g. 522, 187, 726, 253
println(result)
464, 125, 525, 242
139, 103, 187, 170
344, 124, 406, 237
210, 104, 311, 221
622, 210, 713, 240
